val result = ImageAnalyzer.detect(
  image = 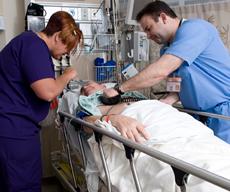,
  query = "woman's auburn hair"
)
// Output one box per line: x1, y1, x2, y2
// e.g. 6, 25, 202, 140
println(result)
42, 11, 83, 53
